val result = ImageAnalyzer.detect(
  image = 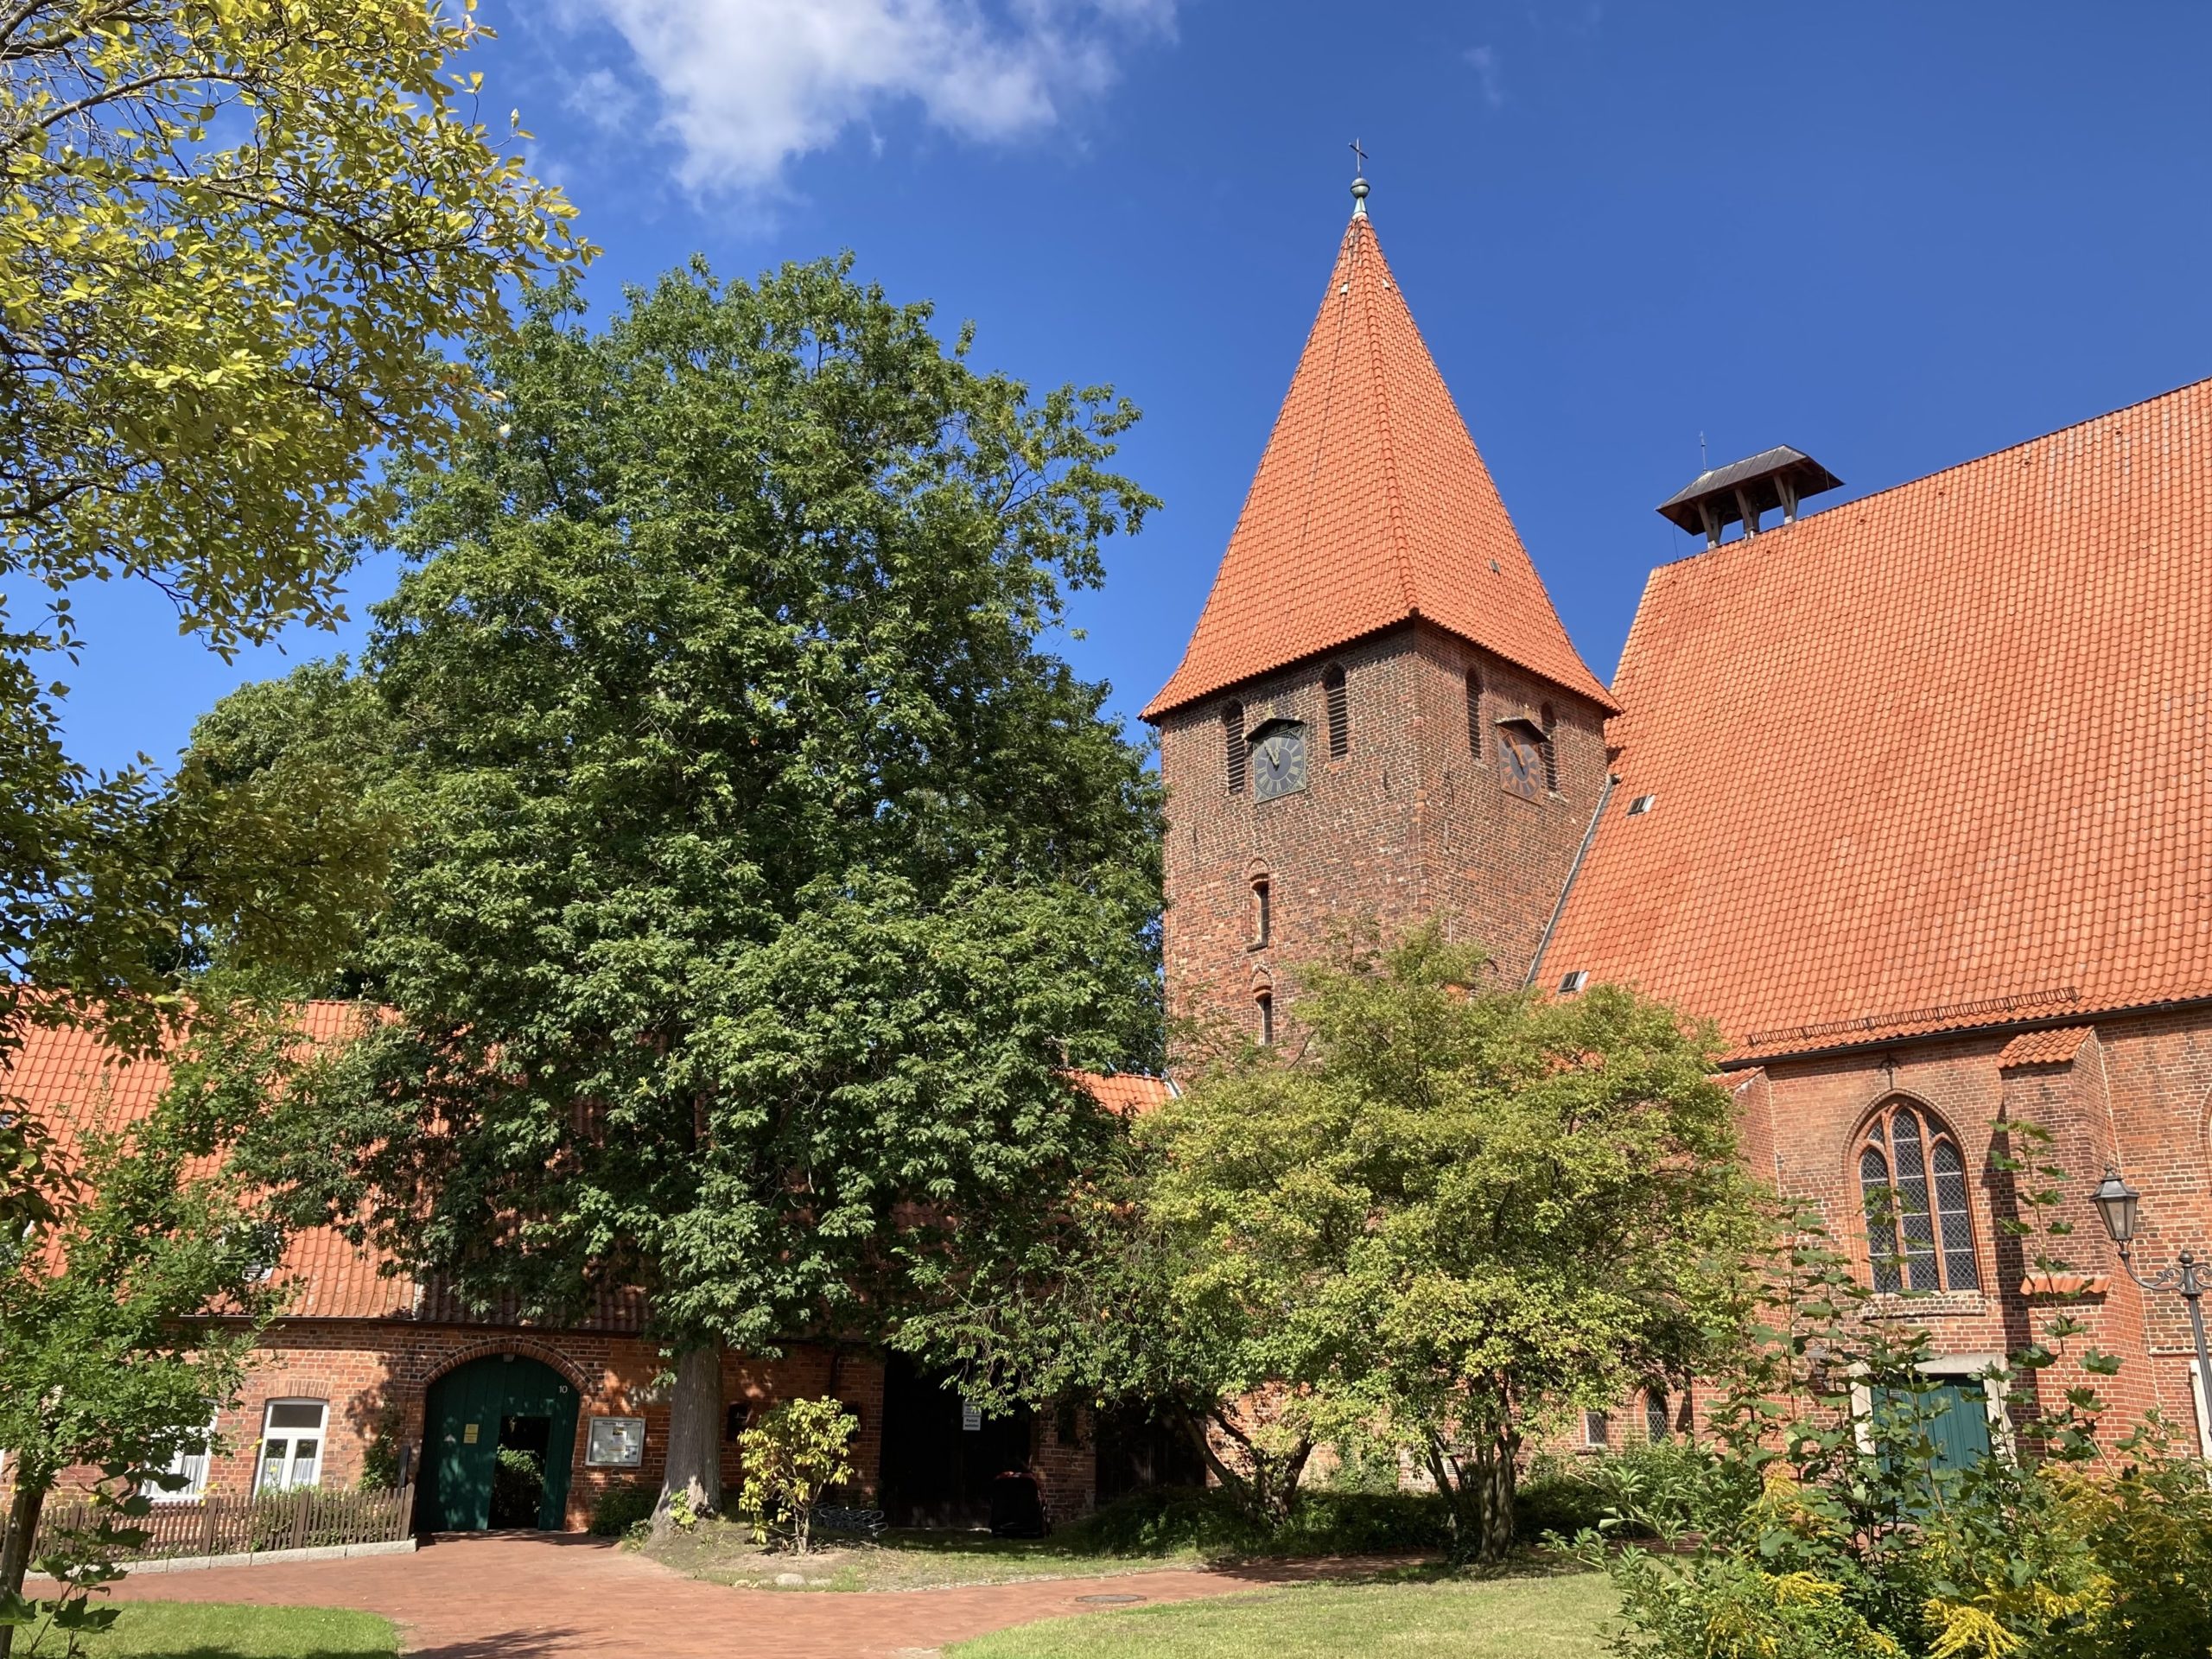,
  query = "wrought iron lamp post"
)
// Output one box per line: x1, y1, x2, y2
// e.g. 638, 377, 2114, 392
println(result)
2091, 1166, 2212, 1433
